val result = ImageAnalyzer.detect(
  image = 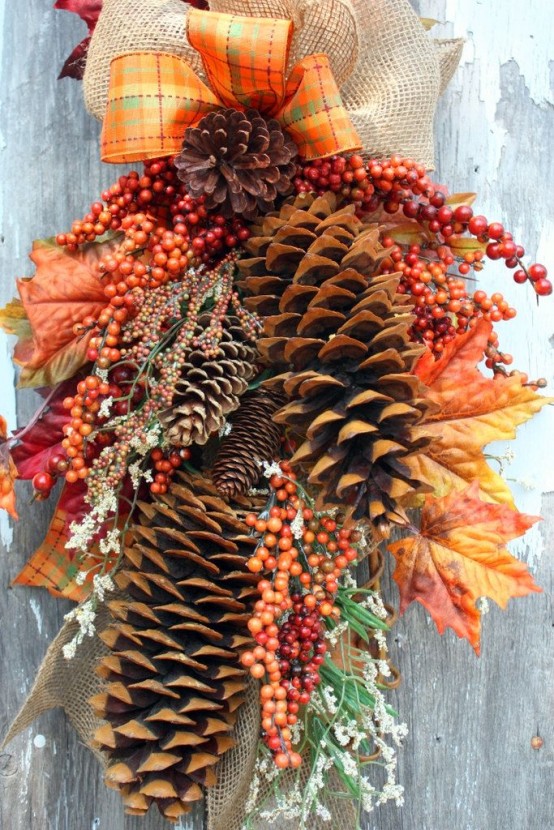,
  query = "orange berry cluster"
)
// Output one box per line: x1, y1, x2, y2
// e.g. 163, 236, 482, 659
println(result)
52, 250, 259, 492
240, 462, 359, 769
